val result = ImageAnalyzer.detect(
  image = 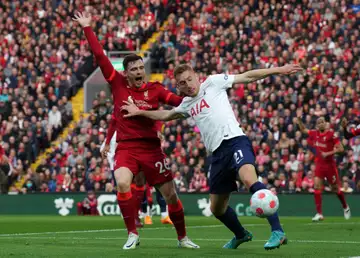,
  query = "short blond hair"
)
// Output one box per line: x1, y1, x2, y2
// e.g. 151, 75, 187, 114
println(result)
174, 64, 193, 78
